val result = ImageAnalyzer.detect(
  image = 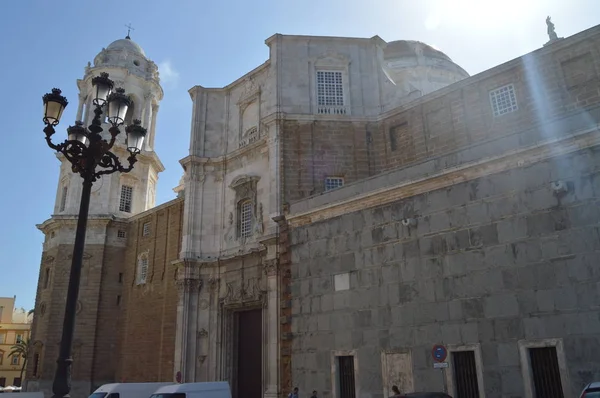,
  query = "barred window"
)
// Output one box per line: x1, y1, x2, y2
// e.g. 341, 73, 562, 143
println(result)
317, 71, 344, 106
142, 222, 151, 237
119, 185, 133, 213
489, 84, 518, 117
325, 177, 344, 191
239, 200, 253, 238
